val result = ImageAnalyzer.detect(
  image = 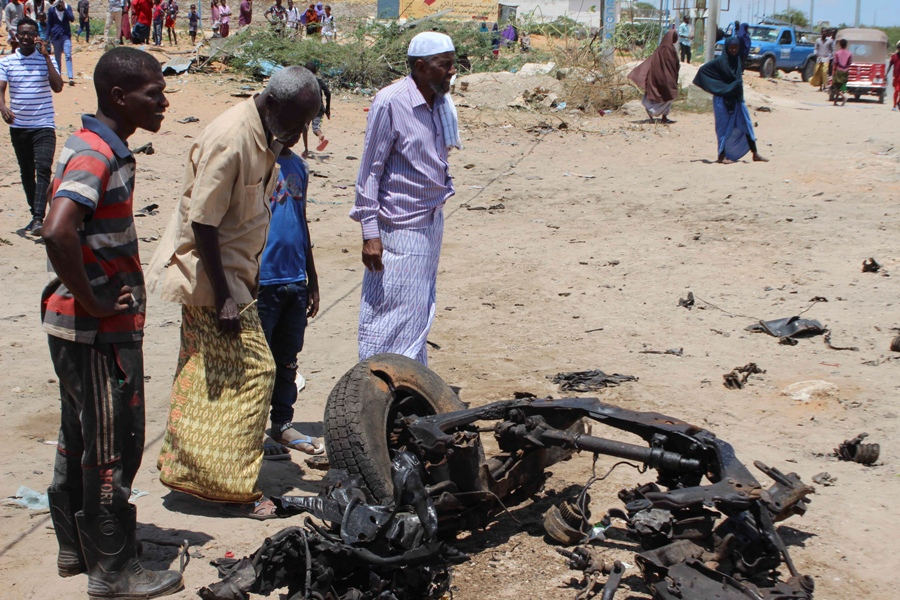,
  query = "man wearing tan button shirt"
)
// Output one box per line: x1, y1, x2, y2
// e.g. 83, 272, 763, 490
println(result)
147, 66, 320, 520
